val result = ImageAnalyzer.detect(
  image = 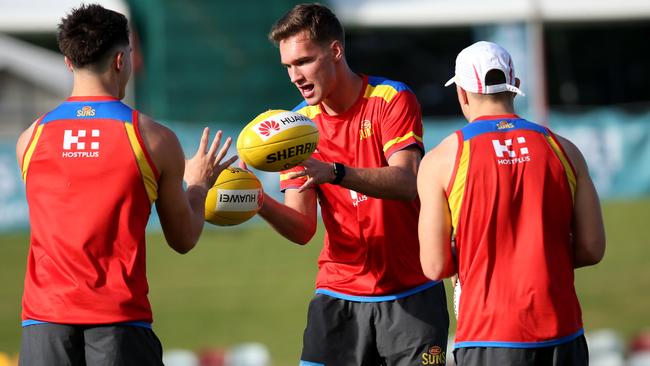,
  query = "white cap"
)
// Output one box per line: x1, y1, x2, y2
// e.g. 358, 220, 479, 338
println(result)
444, 41, 524, 96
